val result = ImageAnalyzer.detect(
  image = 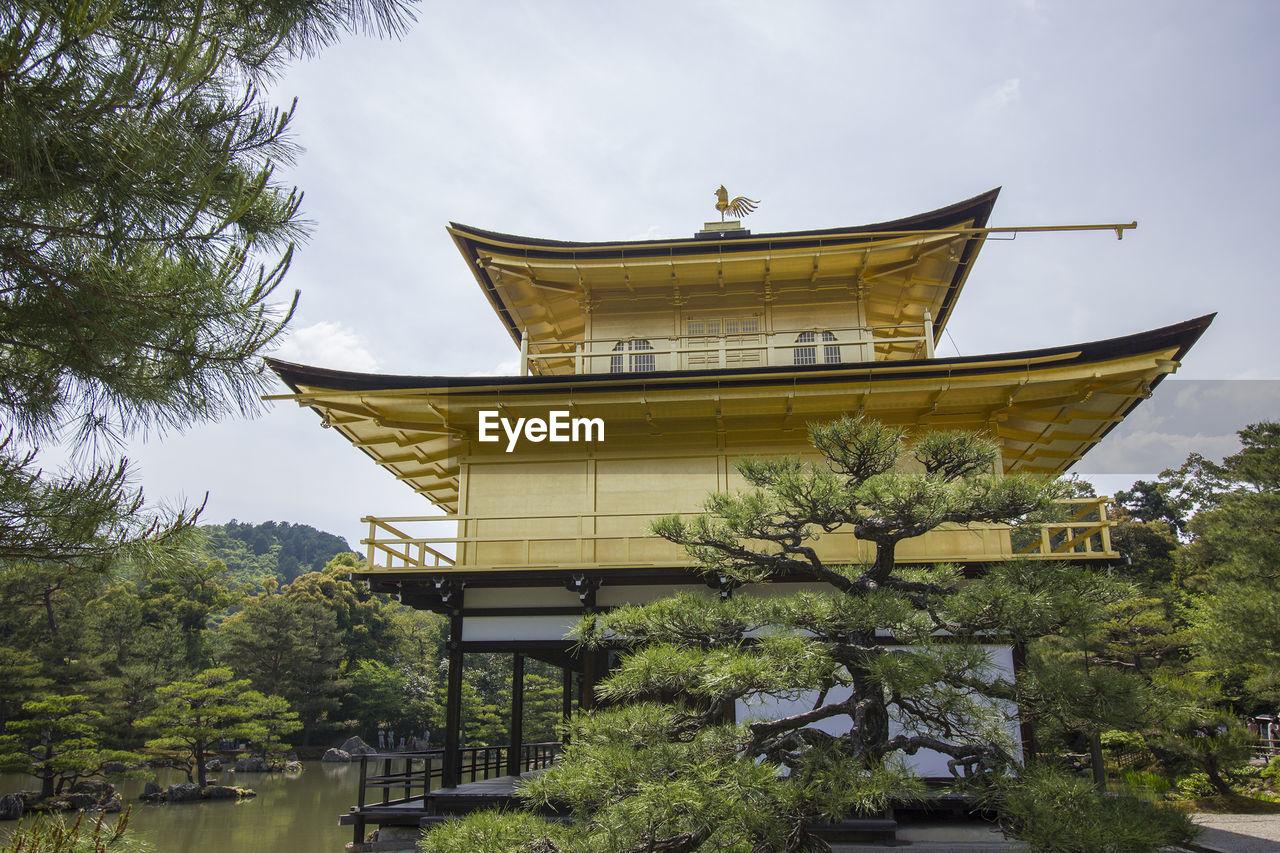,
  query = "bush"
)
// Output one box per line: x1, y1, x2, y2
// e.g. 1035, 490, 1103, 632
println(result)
2, 808, 148, 853
1175, 772, 1218, 800
1122, 770, 1171, 799
419, 810, 566, 853
997, 766, 1197, 852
